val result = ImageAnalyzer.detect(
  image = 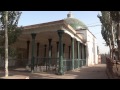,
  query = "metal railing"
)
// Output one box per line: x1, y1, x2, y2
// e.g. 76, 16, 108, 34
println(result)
63, 59, 86, 72
0, 58, 28, 67
63, 59, 72, 72
29, 58, 59, 73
